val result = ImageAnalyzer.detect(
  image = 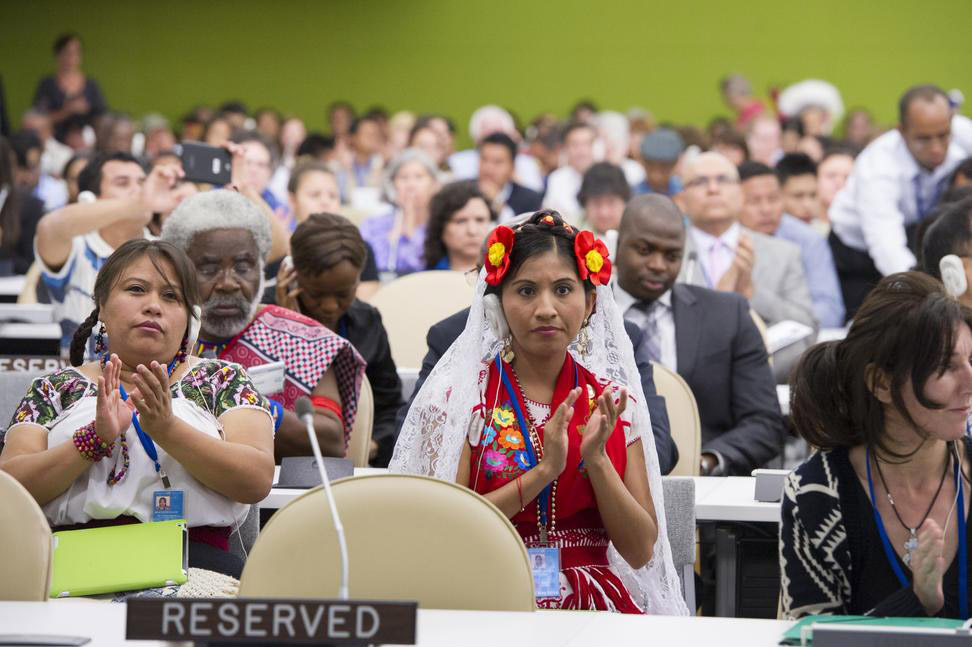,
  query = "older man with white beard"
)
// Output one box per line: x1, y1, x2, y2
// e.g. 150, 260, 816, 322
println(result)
161, 189, 365, 462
